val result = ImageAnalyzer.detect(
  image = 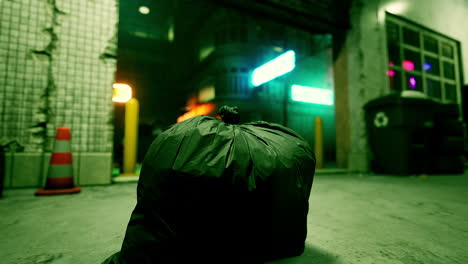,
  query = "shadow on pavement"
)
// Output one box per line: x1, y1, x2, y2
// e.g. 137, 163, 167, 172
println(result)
265, 243, 342, 264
